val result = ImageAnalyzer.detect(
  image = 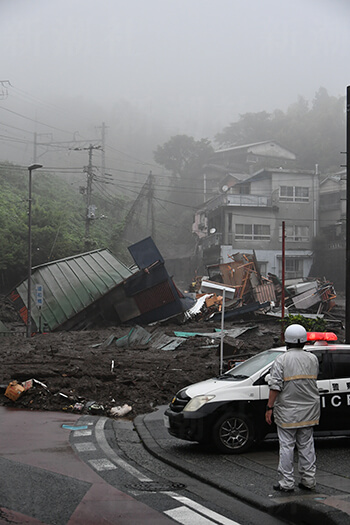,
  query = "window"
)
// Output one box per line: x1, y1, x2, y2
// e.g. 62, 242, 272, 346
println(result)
280, 186, 293, 200
236, 224, 270, 240
330, 352, 350, 380
295, 186, 309, 201
253, 224, 270, 240
280, 258, 303, 279
239, 183, 250, 195
236, 224, 252, 239
279, 225, 309, 242
279, 186, 309, 202
293, 225, 309, 241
